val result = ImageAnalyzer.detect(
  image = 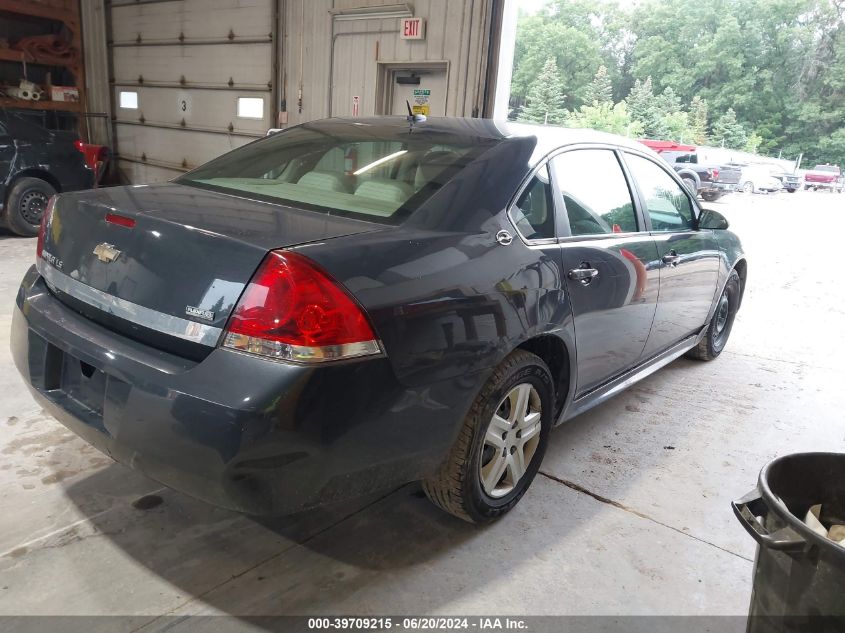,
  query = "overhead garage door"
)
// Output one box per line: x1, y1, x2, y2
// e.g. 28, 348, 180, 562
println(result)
108, 0, 275, 183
